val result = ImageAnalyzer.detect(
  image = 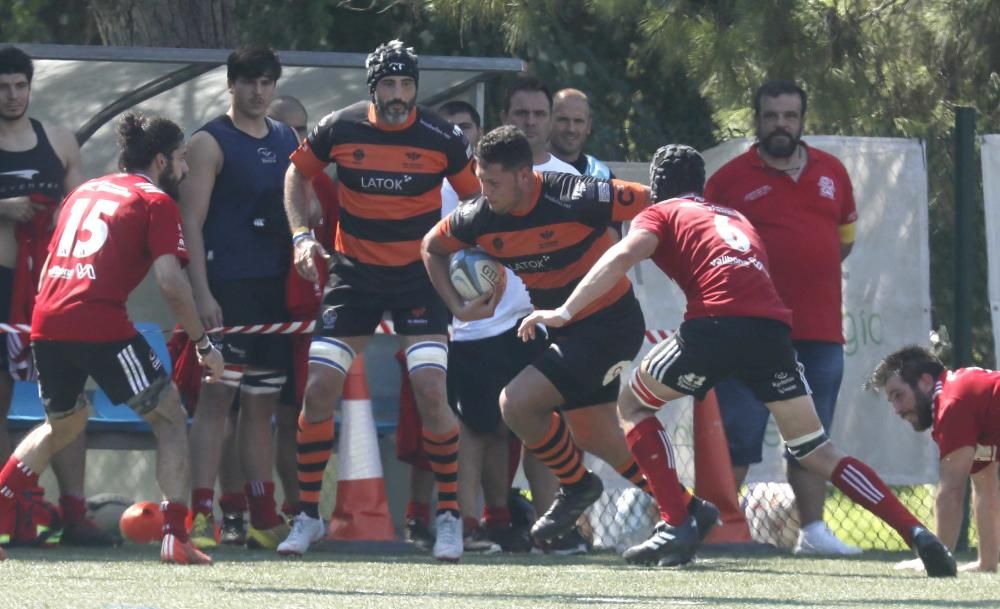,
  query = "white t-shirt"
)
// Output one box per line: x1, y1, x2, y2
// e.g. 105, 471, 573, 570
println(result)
442, 154, 581, 341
